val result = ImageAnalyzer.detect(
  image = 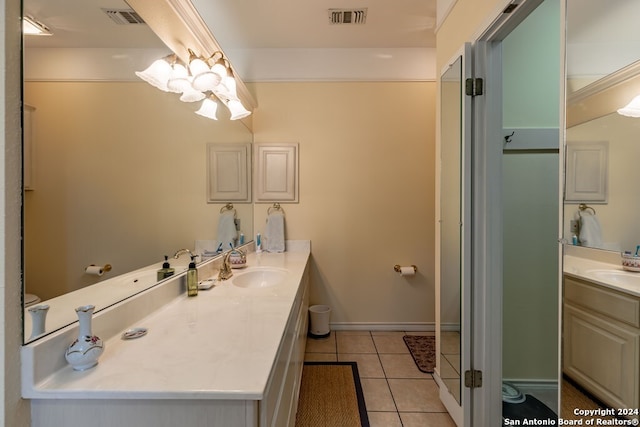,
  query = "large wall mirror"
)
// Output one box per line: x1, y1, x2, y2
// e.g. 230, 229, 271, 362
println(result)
562, 0, 640, 416
439, 54, 463, 406
564, 0, 640, 253
22, 0, 254, 343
